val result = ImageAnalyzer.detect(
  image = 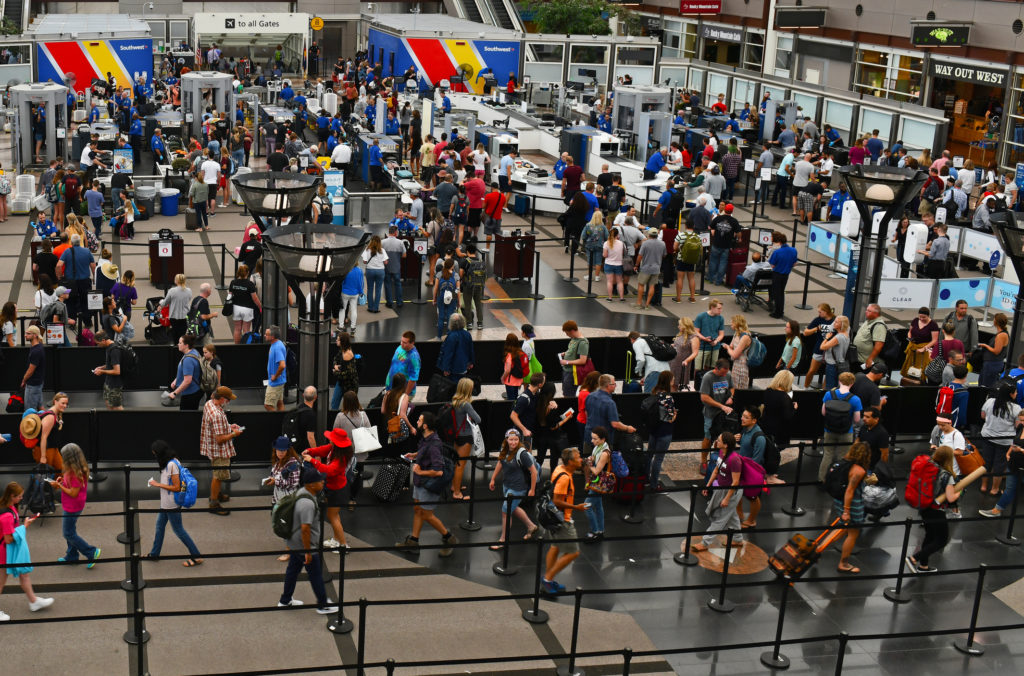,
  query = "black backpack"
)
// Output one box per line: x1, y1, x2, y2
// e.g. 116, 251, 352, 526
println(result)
823, 388, 855, 433
663, 189, 686, 227
186, 296, 208, 337
281, 406, 302, 444
645, 335, 677, 362
24, 464, 57, 516
117, 344, 139, 380
436, 403, 459, 443
824, 459, 854, 500
641, 394, 662, 432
